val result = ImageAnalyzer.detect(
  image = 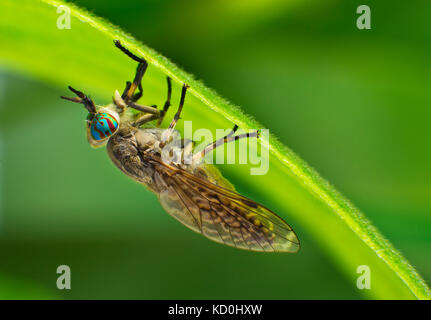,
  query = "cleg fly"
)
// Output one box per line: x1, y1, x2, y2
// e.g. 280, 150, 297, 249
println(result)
61, 40, 300, 253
